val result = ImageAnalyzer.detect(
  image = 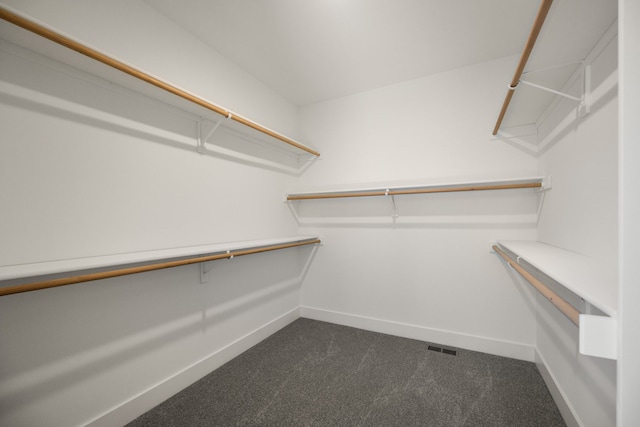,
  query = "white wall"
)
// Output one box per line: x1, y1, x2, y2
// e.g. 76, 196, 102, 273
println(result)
0, 1, 628, 426
618, 0, 640, 424
536, 33, 618, 427
0, 1, 308, 426
297, 55, 537, 187
296, 56, 540, 360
